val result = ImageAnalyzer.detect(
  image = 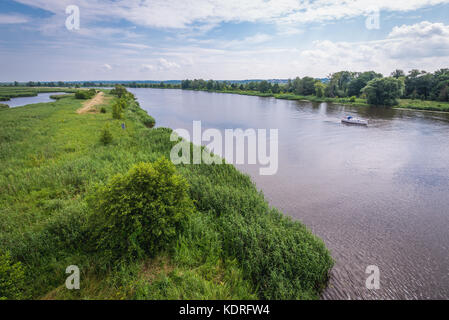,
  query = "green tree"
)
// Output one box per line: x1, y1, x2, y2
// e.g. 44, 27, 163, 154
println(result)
258, 80, 271, 93
347, 71, 383, 97
314, 81, 326, 98
362, 77, 404, 106
391, 69, 405, 79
